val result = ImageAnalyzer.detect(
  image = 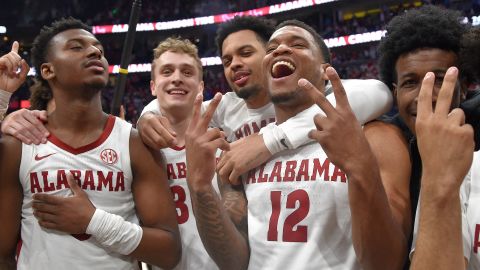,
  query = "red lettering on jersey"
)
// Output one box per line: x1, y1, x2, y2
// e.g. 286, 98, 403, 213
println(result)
311, 158, 330, 181
56, 170, 69, 189
474, 224, 480, 253
41, 171, 55, 192
166, 164, 176, 180
114, 172, 125, 191
243, 125, 252, 137
177, 162, 187, 178
70, 170, 82, 186
331, 167, 346, 182
97, 171, 113, 191
82, 170, 95, 190
283, 160, 297, 181
257, 163, 268, 183
269, 161, 282, 182
235, 129, 243, 140
296, 159, 309, 181
246, 169, 257, 184
30, 172, 42, 193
